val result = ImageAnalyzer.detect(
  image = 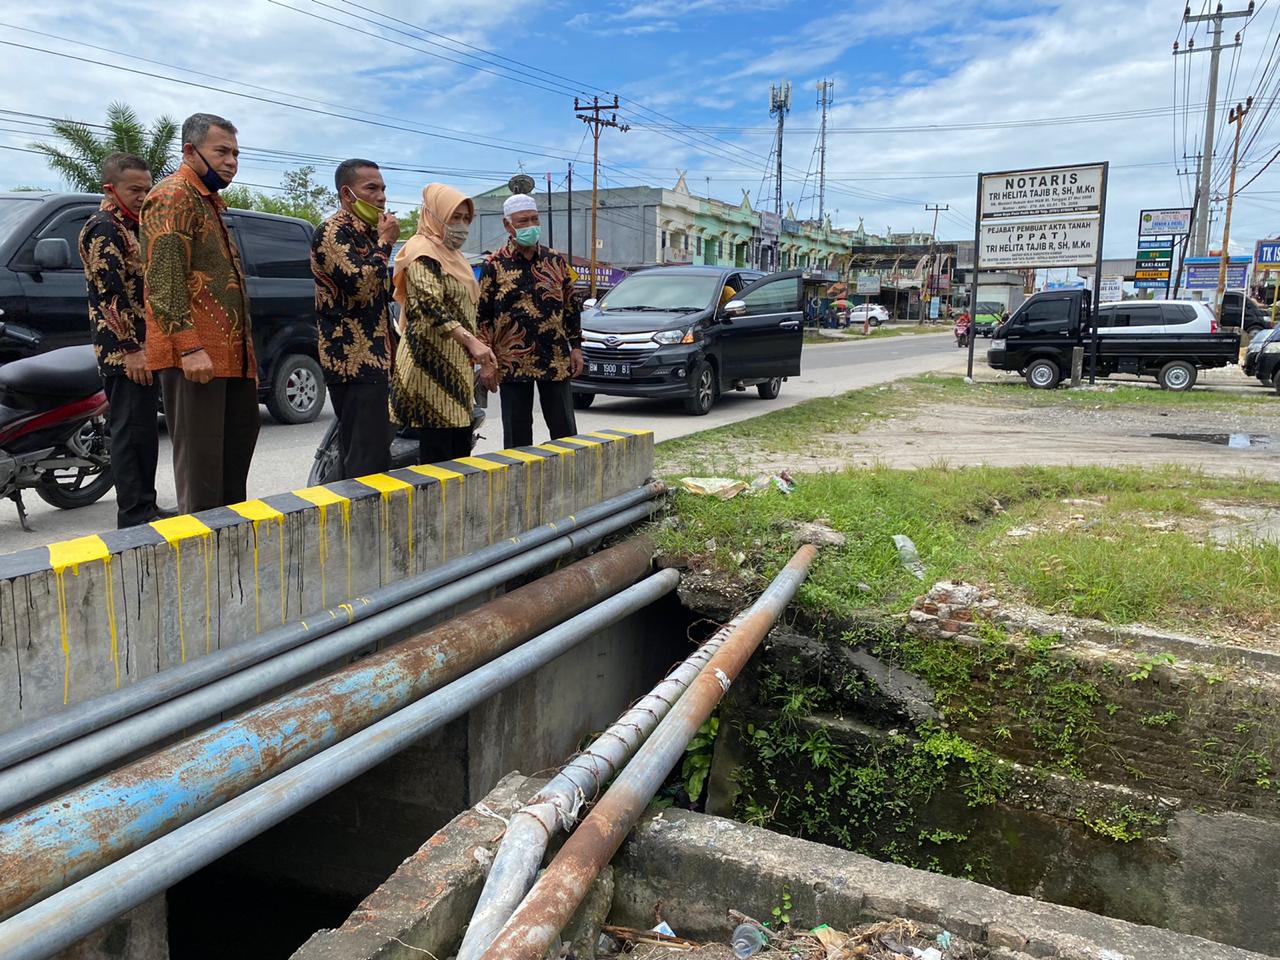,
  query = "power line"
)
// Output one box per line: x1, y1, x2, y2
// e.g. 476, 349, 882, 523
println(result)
0, 37, 587, 164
